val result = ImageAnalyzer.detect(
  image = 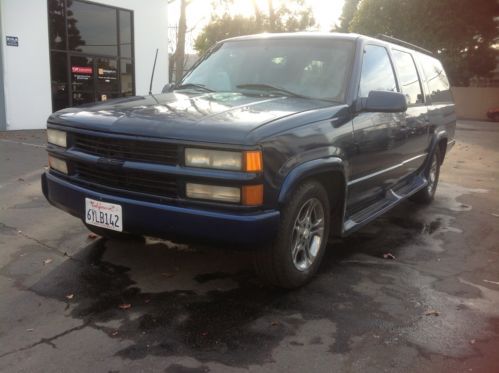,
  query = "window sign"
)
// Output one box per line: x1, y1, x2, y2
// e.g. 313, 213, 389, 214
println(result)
6, 36, 18, 47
